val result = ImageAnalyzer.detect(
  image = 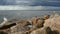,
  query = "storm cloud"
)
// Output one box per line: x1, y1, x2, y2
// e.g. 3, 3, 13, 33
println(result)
0, 0, 60, 6
0, 0, 60, 10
